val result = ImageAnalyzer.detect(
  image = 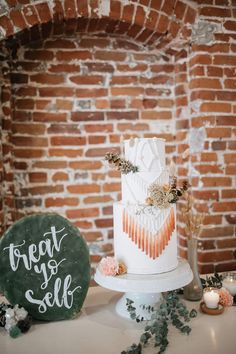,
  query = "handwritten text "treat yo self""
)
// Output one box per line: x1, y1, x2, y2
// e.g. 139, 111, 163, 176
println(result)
4, 226, 81, 313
